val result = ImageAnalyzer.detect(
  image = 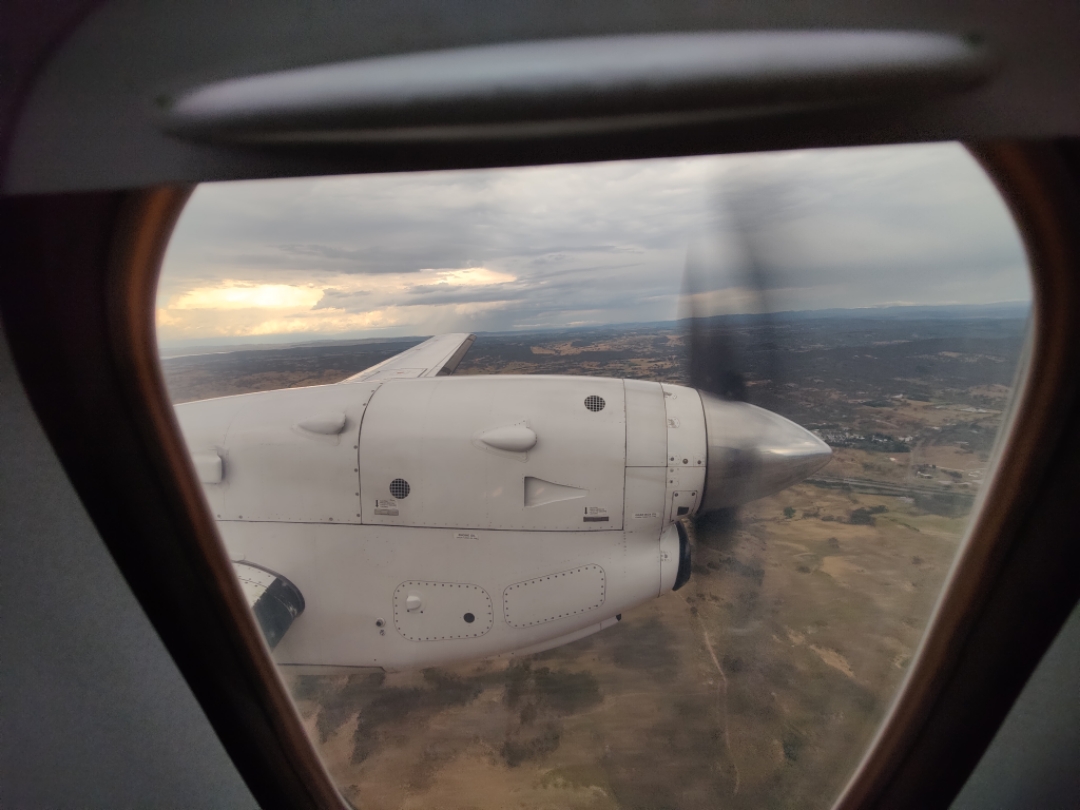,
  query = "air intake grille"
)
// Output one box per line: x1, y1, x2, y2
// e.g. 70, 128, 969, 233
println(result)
584, 395, 606, 412
389, 478, 411, 499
